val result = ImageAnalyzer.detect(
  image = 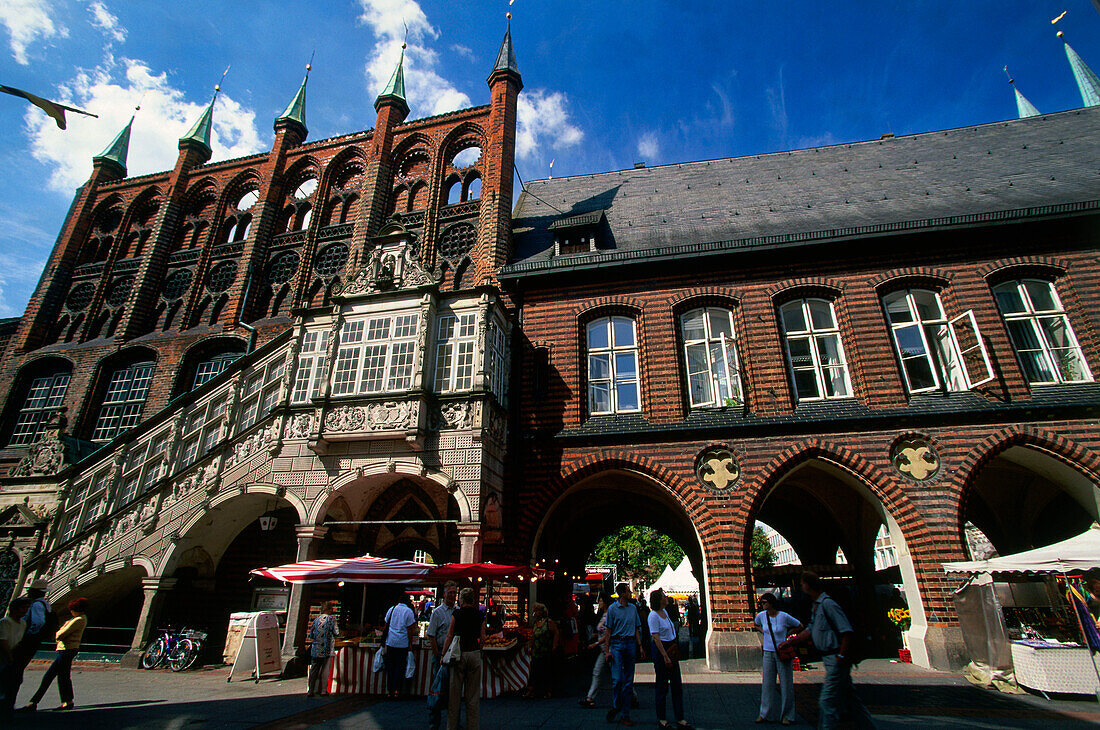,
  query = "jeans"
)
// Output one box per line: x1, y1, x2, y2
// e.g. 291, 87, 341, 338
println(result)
609, 638, 637, 719
760, 650, 795, 722
384, 646, 408, 696
447, 650, 481, 730
818, 655, 875, 729
308, 655, 330, 695
30, 649, 77, 704
587, 649, 607, 699
653, 657, 684, 722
